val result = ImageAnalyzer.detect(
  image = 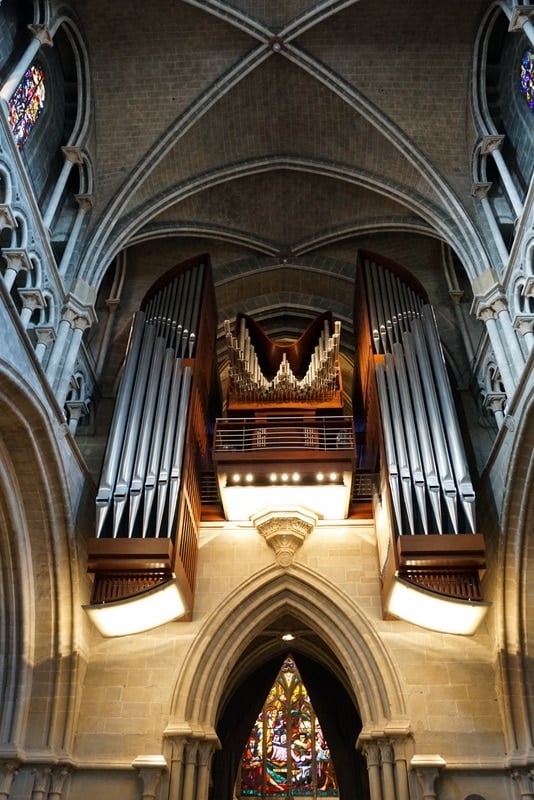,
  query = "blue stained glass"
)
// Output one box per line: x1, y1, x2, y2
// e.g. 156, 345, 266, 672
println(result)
8, 65, 46, 148
520, 49, 534, 111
